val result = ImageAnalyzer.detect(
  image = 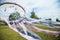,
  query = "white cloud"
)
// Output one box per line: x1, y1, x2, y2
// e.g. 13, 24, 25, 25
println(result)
1, 0, 60, 20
